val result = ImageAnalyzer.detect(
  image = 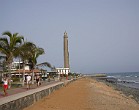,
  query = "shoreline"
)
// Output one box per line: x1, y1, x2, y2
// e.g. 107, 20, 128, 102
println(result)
94, 76, 139, 104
